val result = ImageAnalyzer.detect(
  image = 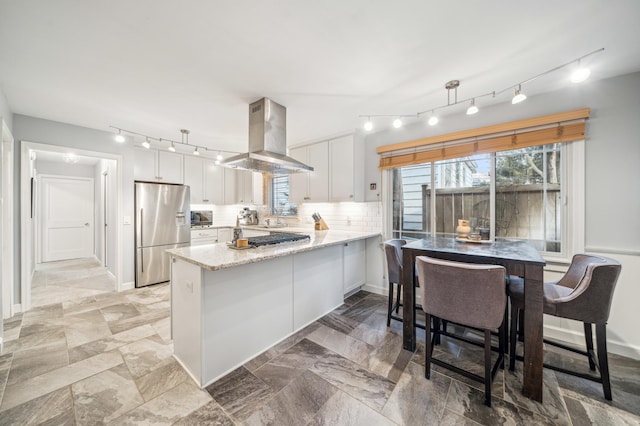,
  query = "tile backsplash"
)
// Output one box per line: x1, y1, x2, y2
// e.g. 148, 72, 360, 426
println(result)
191, 202, 383, 233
